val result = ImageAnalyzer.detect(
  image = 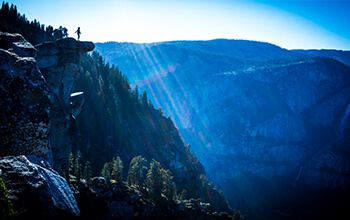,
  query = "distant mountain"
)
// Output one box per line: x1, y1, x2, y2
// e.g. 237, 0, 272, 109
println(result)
294, 49, 350, 66
95, 39, 350, 219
